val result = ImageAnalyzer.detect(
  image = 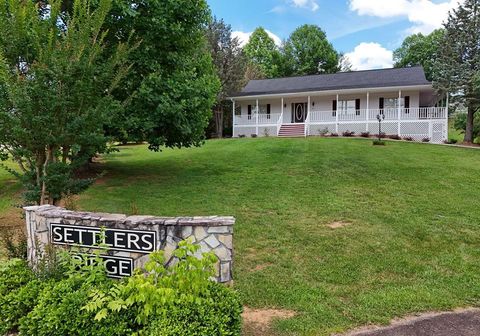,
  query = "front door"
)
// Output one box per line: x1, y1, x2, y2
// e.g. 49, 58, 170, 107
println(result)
292, 103, 307, 123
